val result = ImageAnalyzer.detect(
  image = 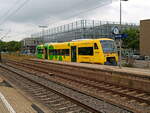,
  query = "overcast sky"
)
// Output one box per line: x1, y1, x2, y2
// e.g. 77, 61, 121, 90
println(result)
0, 0, 150, 41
